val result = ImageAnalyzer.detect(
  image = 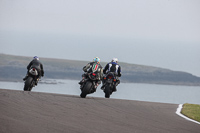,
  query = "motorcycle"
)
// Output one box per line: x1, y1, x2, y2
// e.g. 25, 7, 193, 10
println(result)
103, 72, 117, 98
23, 67, 39, 91
80, 72, 99, 98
